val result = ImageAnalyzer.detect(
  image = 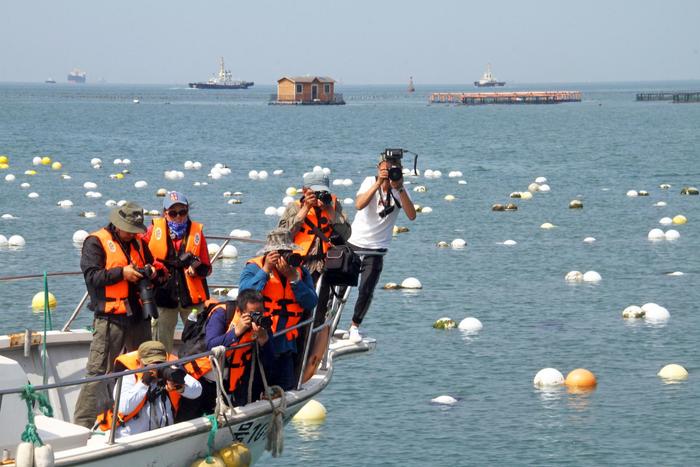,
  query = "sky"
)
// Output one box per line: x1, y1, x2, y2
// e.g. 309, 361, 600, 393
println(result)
1, 0, 699, 85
